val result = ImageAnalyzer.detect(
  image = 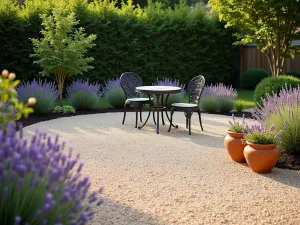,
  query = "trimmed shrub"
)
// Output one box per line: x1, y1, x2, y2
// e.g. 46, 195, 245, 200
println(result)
152, 78, 185, 107
254, 75, 300, 105
200, 83, 237, 113
285, 71, 300, 79
104, 78, 126, 108
17, 79, 58, 114
242, 68, 269, 89
200, 96, 218, 112
53, 105, 76, 114
0, 0, 239, 86
66, 79, 101, 110
0, 123, 103, 224
235, 99, 246, 113
253, 86, 300, 155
